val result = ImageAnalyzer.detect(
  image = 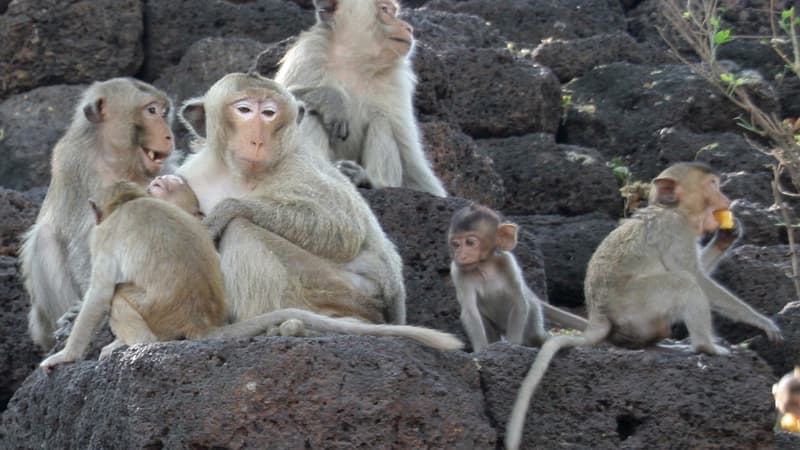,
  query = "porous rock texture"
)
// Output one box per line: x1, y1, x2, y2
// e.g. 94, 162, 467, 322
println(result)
1, 0, 799, 447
